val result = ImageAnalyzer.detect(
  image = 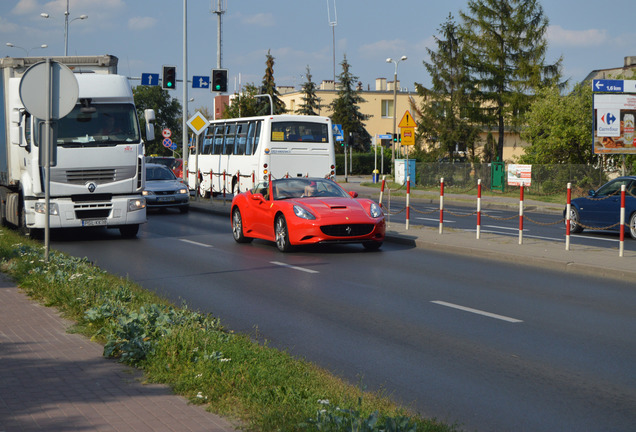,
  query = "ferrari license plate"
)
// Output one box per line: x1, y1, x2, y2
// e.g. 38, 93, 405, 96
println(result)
82, 219, 107, 227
